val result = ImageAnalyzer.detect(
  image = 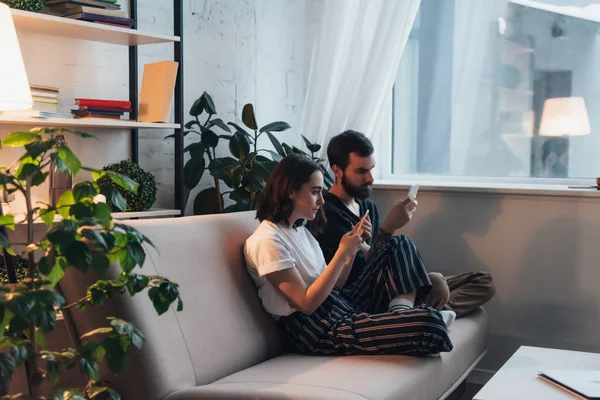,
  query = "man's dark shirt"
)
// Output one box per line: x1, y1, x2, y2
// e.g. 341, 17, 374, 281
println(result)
312, 192, 381, 286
